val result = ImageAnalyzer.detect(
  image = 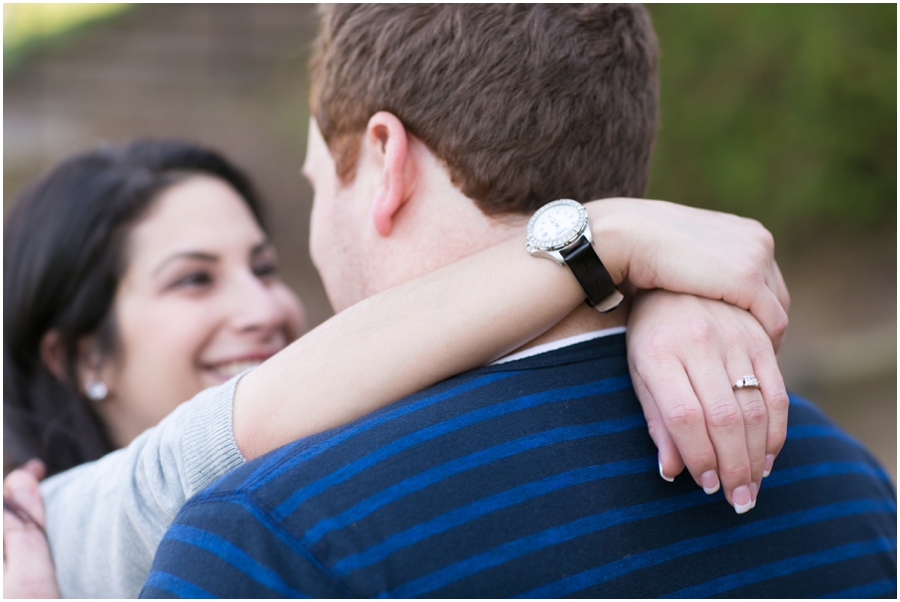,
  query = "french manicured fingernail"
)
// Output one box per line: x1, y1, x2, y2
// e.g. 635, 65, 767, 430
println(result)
763, 454, 775, 478
658, 458, 674, 483
701, 470, 720, 495
733, 485, 753, 514
749, 481, 759, 507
